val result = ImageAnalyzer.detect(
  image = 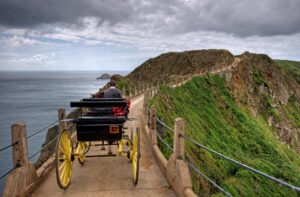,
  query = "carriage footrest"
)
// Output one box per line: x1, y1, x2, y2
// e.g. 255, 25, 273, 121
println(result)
86, 154, 116, 158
